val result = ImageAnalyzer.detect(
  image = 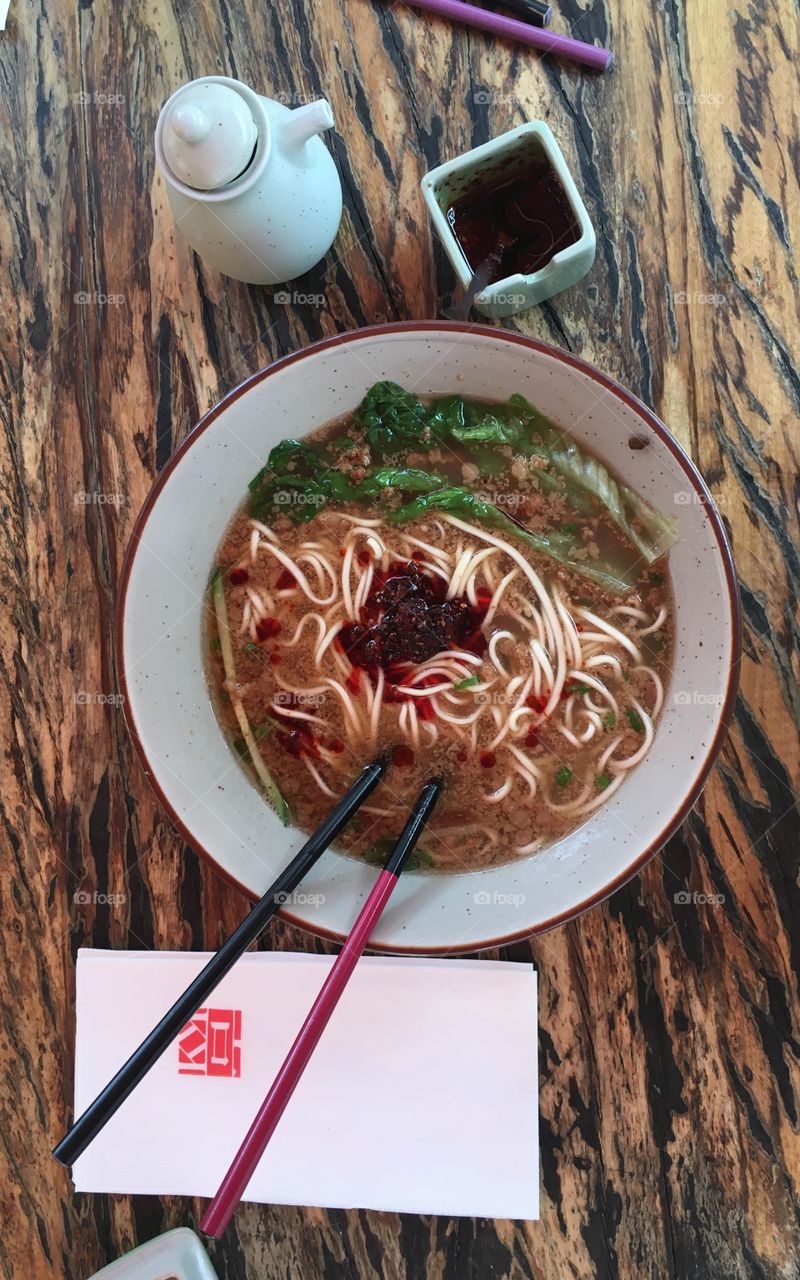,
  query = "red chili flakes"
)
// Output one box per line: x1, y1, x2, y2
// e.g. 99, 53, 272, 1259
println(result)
345, 668, 361, 694
461, 629, 487, 657
456, 749, 468, 763
409, 672, 442, 690
387, 662, 411, 682
392, 744, 415, 768
387, 559, 416, 576
269, 651, 281, 666
561, 681, 584, 700
275, 569, 297, 590
255, 617, 282, 641
524, 727, 539, 749
326, 737, 345, 754
525, 693, 548, 714
479, 750, 496, 769
357, 549, 372, 567
273, 696, 319, 759
228, 568, 248, 585
275, 727, 319, 759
